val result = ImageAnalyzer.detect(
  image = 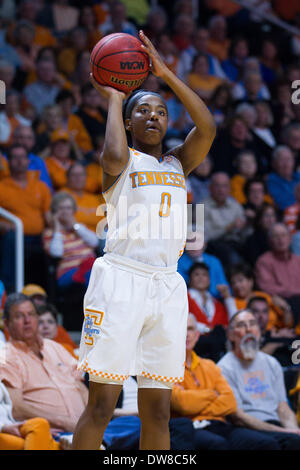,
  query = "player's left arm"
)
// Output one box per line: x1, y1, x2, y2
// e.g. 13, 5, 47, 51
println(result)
140, 31, 216, 177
